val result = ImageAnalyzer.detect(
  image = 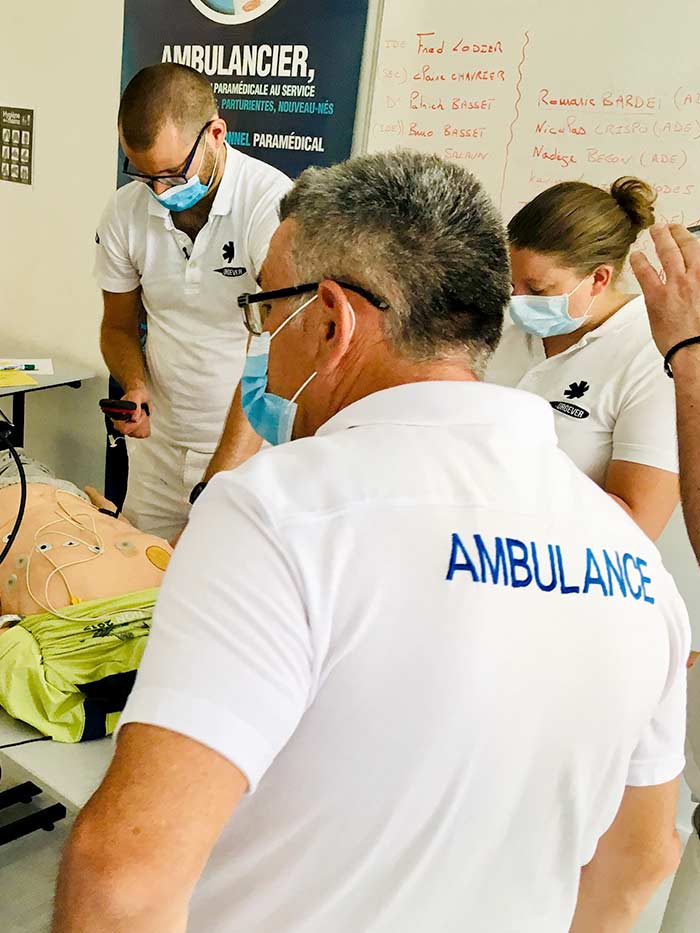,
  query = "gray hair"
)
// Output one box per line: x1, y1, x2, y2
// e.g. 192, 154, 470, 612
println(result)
278, 149, 510, 373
